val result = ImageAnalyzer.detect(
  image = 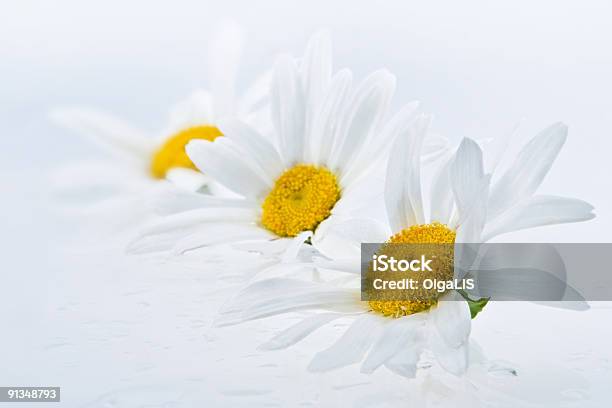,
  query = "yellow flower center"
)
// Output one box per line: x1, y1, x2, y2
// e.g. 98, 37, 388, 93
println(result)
261, 164, 341, 237
150, 125, 223, 178
368, 222, 456, 317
